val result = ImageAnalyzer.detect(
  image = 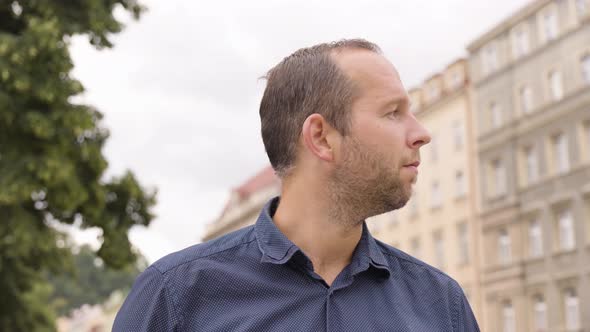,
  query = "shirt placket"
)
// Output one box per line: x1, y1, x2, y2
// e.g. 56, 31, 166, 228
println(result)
325, 261, 368, 332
